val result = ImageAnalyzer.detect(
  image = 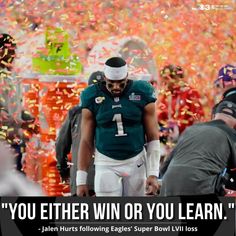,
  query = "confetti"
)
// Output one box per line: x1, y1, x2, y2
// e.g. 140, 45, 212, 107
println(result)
1, 0, 235, 196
